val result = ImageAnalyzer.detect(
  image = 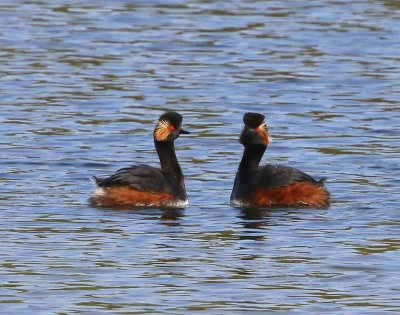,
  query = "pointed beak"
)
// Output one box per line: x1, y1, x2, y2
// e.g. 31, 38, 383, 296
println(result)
180, 129, 190, 135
